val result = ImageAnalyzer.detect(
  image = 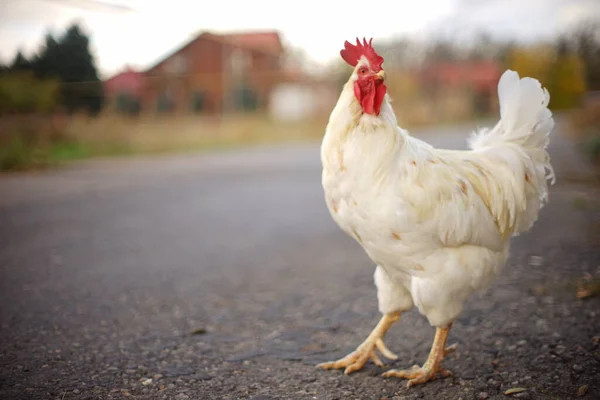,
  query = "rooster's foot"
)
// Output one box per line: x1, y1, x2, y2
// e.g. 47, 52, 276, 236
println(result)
383, 326, 455, 388
316, 312, 400, 375
316, 337, 398, 374
383, 364, 452, 387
